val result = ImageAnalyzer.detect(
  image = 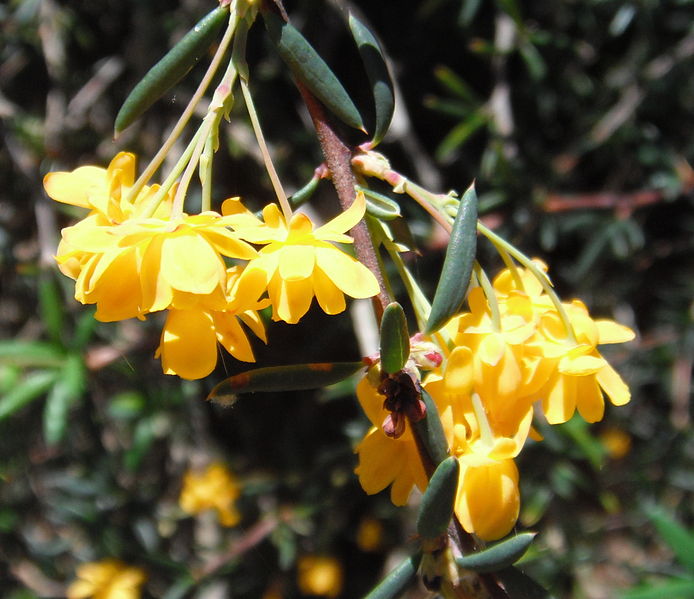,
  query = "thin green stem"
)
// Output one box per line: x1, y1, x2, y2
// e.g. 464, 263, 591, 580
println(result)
477, 221, 577, 343
239, 79, 291, 222
474, 261, 501, 331
200, 133, 214, 212
126, 9, 240, 204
